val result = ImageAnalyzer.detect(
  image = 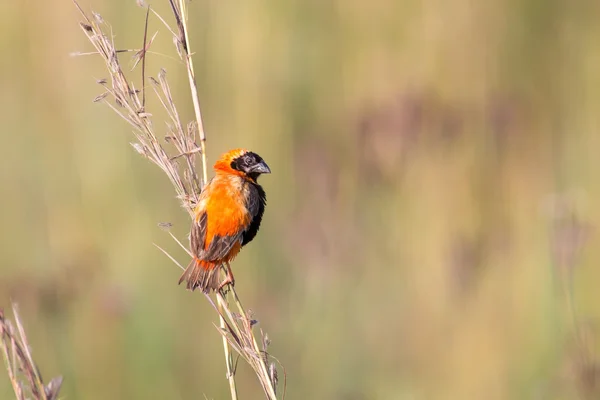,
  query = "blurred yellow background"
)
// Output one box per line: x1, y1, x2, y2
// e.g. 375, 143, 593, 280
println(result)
2, 0, 600, 399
